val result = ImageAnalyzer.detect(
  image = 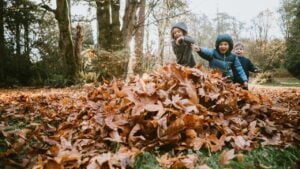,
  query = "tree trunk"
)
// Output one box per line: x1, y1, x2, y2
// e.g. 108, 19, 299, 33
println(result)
157, 1, 169, 65
134, 0, 145, 58
16, 22, 21, 57
122, 0, 138, 49
111, 0, 123, 50
74, 24, 83, 71
55, 0, 76, 81
96, 0, 111, 51
0, 0, 5, 81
